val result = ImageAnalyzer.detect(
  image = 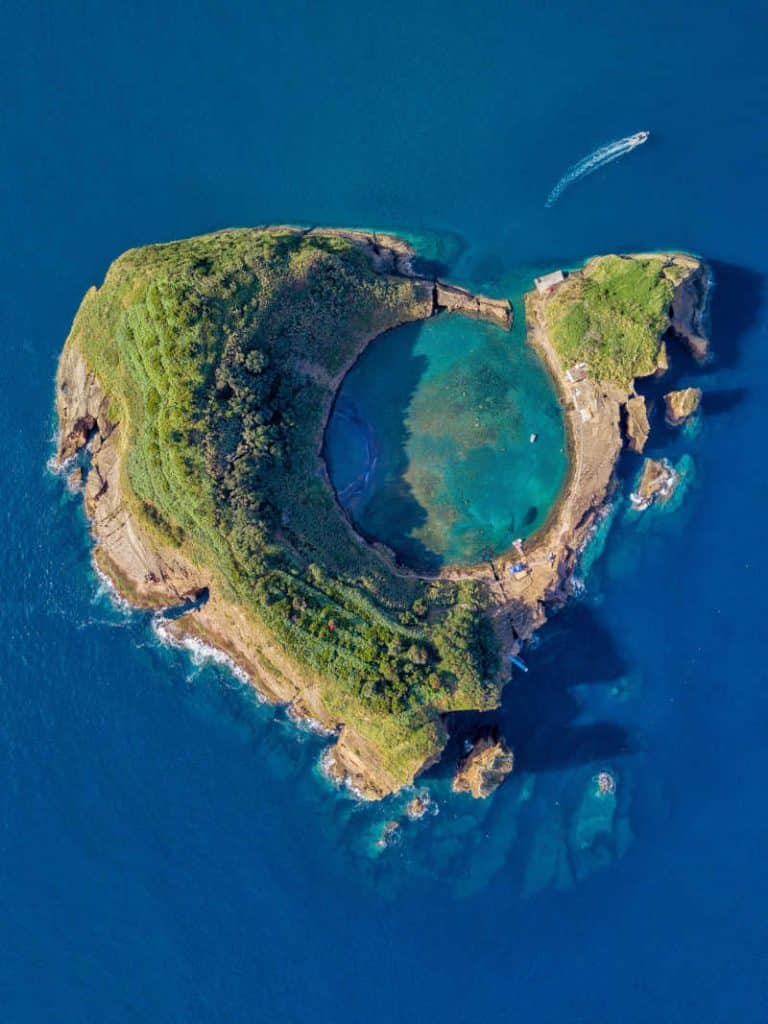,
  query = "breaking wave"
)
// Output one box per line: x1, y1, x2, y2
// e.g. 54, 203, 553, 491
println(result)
151, 615, 256, 690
